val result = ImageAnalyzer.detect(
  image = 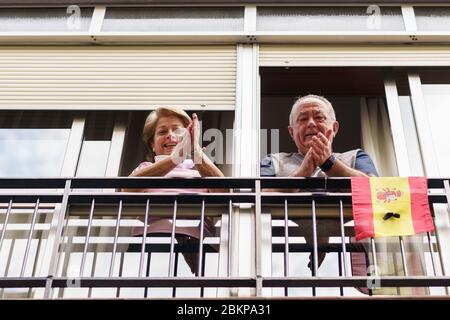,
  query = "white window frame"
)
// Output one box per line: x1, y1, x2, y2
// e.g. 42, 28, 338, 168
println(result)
254, 47, 450, 296
384, 77, 412, 176
406, 72, 450, 283
31, 114, 127, 298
